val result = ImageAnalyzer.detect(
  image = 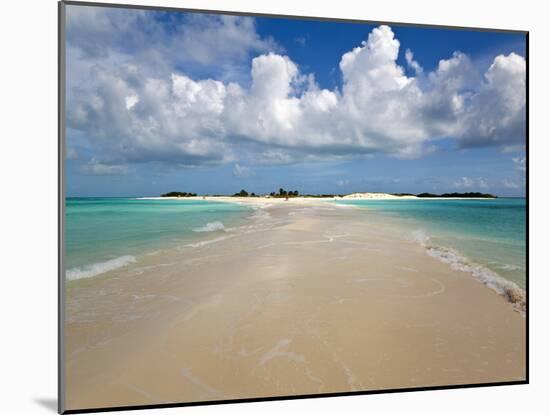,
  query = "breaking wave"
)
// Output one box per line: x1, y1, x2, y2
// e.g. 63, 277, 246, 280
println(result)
66, 255, 137, 280
185, 235, 231, 248
193, 221, 225, 232
411, 230, 525, 313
